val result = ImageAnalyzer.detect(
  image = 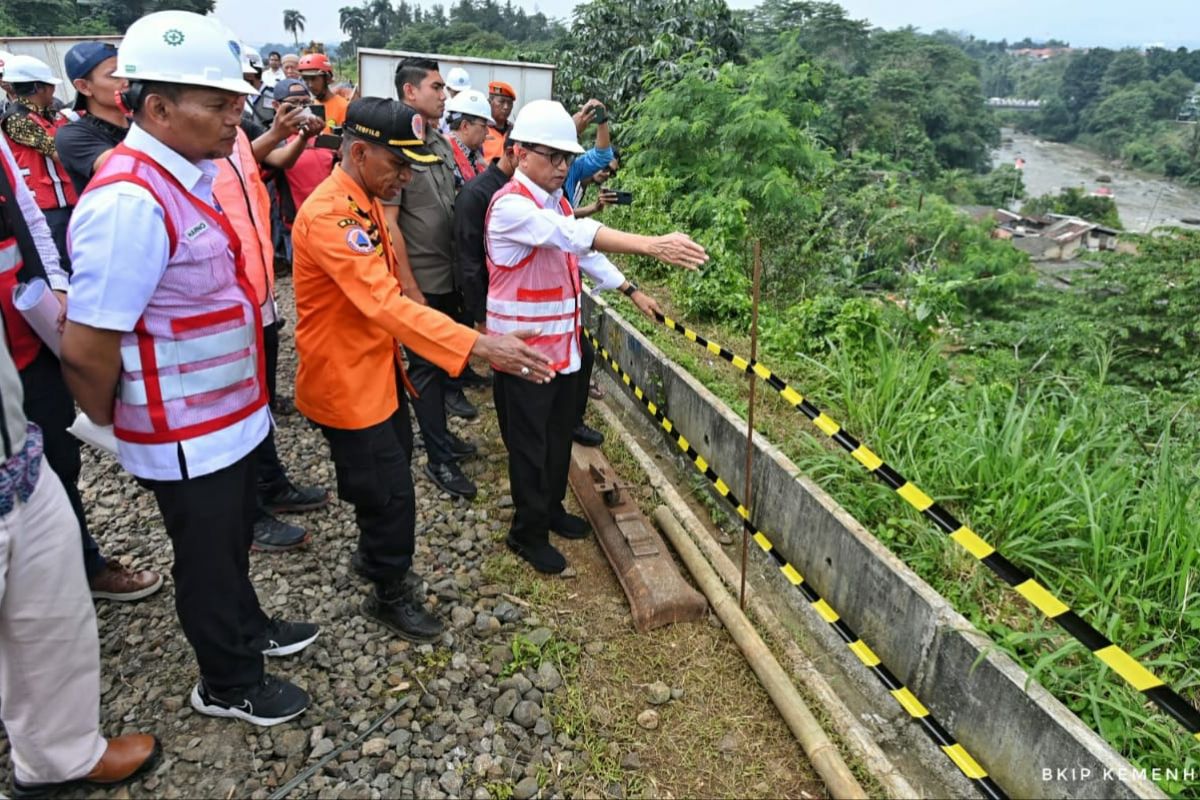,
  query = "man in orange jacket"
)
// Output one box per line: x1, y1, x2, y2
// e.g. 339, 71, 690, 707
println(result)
292, 99, 552, 641
481, 80, 514, 162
